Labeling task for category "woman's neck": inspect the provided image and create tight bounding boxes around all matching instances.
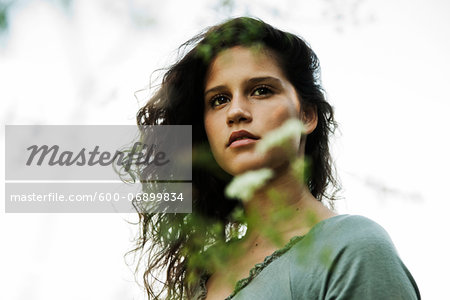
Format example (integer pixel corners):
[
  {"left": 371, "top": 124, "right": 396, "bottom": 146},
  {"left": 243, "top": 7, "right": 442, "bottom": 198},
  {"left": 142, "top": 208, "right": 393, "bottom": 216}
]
[{"left": 240, "top": 166, "right": 336, "bottom": 250}]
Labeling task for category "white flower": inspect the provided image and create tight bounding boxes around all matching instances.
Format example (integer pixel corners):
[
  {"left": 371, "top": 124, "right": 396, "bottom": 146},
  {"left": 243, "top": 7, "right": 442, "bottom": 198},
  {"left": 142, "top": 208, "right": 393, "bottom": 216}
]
[
  {"left": 256, "top": 118, "right": 305, "bottom": 155},
  {"left": 225, "top": 168, "right": 274, "bottom": 202}
]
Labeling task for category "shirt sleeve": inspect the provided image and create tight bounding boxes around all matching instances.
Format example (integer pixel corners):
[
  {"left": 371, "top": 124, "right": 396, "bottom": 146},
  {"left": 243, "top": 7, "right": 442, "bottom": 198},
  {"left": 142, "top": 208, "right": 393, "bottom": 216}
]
[{"left": 323, "top": 217, "right": 421, "bottom": 300}]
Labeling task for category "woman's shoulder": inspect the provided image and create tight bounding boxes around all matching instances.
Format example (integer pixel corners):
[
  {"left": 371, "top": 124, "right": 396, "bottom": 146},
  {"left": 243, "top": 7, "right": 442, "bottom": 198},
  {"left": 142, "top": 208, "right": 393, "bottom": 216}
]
[
  {"left": 315, "top": 213, "right": 389, "bottom": 231},
  {"left": 289, "top": 214, "right": 400, "bottom": 269},
  {"left": 308, "top": 214, "right": 395, "bottom": 247},
  {"left": 289, "top": 214, "right": 421, "bottom": 299}
]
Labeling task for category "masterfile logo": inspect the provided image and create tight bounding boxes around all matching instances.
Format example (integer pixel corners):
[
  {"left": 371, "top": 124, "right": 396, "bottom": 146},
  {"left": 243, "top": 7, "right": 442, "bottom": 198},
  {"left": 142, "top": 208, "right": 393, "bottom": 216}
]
[
  {"left": 4, "top": 125, "right": 192, "bottom": 213},
  {"left": 5, "top": 125, "right": 191, "bottom": 180}
]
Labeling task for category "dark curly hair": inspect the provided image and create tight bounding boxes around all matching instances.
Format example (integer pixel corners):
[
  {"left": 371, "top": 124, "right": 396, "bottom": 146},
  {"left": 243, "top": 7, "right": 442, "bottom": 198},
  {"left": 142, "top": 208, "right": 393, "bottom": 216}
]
[{"left": 132, "top": 17, "right": 339, "bottom": 299}]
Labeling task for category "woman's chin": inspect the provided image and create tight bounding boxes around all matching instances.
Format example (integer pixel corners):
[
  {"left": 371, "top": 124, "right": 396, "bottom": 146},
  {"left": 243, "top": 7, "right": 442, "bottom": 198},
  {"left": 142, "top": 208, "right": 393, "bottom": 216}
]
[{"left": 226, "top": 158, "right": 290, "bottom": 176}]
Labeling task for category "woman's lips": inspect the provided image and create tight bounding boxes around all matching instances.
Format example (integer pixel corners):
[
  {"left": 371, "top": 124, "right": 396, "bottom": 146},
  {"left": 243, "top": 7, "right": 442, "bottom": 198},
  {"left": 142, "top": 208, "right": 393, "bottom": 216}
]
[
  {"left": 228, "top": 138, "right": 258, "bottom": 148},
  {"left": 227, "top": 130, "right": 260, "bottom": 147}
]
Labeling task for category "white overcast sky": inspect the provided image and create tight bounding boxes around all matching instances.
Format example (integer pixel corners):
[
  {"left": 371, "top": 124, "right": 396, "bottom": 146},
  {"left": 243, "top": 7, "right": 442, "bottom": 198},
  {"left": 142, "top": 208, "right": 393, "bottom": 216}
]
[{"left": 1, "top": 0, "right": 450, "bottom": 299}]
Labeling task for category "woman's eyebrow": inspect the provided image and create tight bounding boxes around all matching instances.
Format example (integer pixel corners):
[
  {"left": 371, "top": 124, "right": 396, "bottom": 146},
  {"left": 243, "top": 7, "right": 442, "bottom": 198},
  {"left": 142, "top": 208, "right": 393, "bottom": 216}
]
[
  {"left": 247, "top": 76, "right": 282, "bottom": 85},
  {"left": 204, "top": 85, "right": 227, "bottom": 97}
]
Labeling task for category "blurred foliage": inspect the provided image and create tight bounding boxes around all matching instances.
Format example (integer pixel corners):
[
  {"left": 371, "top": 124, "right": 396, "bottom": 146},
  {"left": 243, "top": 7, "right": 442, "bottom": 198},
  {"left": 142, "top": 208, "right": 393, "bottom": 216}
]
[
  {"left": 0, "top": 1, "right": 12, "bottom": 32},
  {"left": 225, "top": 168, "right": 274, "bottom": 202},
  {"left": 0, "top": 0, "right": 73, "bottom": 34},
  {"left": 0, "top": 0, "right": 374, "bottom": 36},
  {"left": 183, "top": 118, "right": 311, "bottom": 288}
]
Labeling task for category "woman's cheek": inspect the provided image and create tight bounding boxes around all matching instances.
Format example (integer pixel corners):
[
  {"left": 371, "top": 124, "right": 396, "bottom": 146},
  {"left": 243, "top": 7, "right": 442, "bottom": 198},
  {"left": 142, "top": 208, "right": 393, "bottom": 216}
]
[{"left": 273, "top": 102, "right": 298, "bottom": 119}]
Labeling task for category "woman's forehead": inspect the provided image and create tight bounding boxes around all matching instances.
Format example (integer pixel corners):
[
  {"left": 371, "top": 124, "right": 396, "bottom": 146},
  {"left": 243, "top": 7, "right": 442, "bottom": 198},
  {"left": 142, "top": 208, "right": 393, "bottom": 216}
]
[{"left": 205, "top": 46, "right": 285, "bottom": 86}]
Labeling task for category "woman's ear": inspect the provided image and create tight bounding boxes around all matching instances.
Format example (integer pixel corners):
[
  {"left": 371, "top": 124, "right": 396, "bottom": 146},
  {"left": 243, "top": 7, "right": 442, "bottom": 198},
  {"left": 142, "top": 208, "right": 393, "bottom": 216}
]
[{"left": 301, "top": 104, "right": 318, "bottom": 135}]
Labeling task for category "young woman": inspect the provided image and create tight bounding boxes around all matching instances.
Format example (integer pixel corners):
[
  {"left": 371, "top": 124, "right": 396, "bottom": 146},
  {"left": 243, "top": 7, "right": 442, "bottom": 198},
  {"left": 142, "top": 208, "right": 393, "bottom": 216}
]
[{"left": 133, "top": 17, "right": 420, "bottom": 299}]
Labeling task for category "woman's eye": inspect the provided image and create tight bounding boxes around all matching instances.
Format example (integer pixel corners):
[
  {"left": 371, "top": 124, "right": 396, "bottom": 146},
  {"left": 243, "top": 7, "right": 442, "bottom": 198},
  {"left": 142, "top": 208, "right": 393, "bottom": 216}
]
[
  {"left": 252, "top": 86, "right": 273, "bottom": 97},
  {"left": 210, "top": 95, "right": 229, "bottom": 107}
]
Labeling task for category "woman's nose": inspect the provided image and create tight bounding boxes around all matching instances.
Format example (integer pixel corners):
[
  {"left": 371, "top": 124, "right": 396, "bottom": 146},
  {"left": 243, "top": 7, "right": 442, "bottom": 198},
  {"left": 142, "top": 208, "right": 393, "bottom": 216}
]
[{"left": 226, "top": 95, "right": 252, "bottom": 125}]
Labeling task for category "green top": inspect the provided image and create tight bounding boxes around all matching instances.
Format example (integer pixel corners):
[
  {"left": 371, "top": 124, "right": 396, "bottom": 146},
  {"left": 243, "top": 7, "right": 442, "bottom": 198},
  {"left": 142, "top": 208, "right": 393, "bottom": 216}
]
[{"left": 193, "top": 214, "right": 420, "bottom": 299}]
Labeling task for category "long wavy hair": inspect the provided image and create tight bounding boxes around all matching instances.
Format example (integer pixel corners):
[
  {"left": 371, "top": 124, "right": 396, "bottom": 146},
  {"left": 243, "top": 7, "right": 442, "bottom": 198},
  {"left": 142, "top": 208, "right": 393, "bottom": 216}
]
[{"left": 131, "top": 17, "right": 339, "bottom": 299}]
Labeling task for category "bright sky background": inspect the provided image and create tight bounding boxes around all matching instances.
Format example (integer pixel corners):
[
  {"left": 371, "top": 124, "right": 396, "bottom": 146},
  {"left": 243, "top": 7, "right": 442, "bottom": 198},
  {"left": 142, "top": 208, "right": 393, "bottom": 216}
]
[{"left": 1, "top": 0, "right": 449, "bottom": 299}]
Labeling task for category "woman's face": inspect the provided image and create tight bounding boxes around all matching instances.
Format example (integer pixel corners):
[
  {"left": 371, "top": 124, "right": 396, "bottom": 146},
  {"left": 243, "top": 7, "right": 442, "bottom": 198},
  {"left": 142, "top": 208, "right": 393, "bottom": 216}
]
[{"left": 203, "top": 46, "right": 305, "bottom": 176}]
